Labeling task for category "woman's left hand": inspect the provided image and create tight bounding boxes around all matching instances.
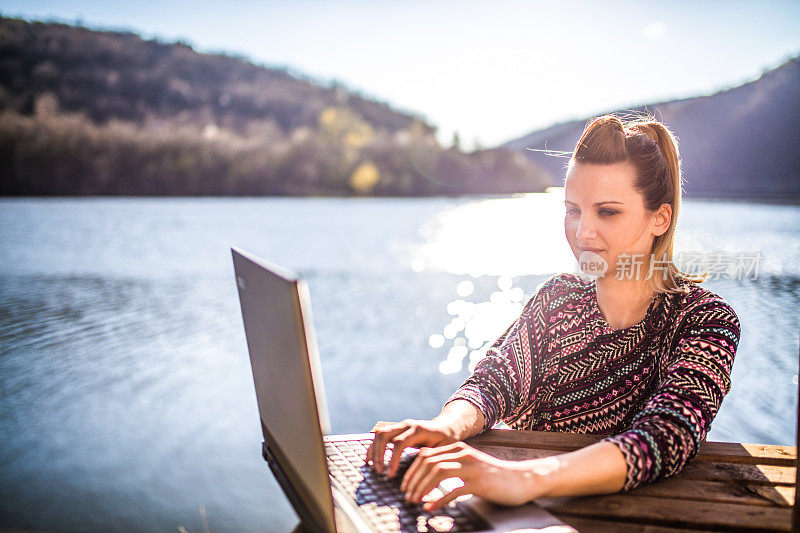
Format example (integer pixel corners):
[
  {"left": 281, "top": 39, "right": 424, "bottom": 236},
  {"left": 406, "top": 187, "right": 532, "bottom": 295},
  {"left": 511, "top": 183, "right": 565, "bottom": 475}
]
[{"left": 399, "top": 441, "right": 548, "bottom": 511}]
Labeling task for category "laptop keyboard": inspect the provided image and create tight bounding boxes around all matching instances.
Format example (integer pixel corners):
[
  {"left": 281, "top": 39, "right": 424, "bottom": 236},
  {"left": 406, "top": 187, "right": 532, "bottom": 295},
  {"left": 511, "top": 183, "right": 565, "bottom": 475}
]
[{"left": 324, "top": 438, "right": 490, "bottom": 532}]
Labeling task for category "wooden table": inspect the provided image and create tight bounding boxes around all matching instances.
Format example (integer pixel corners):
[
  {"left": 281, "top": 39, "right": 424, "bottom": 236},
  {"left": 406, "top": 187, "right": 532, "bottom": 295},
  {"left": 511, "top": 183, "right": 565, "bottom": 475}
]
[{"left": 465, "top": 429, "right": 797, "bottom": 532}]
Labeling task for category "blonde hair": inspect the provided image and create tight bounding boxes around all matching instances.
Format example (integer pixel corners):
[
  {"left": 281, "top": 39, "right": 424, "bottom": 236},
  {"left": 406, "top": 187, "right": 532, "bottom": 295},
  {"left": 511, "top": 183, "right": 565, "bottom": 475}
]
[{"left": 570, "top": 114, "right": 705, "bottom": 294}]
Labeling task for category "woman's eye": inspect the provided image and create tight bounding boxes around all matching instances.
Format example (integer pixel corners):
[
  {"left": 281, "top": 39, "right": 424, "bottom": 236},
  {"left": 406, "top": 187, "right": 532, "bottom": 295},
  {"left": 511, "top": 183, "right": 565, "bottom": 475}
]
[
  {"left": 599, "top": 209, "right": 619, "bottom": 217},
  {"left": 566, "top": 208, "right": 579, "bottom": 216}
]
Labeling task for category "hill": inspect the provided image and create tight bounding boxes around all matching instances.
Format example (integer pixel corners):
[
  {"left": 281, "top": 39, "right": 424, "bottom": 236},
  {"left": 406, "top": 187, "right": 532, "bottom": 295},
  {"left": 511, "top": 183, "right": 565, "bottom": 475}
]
[
  {"left": 0, "top": 17, "right": 549, "bottom": 196},
  {"left": 504, "top": 56, "right": 800, "bottom": 201}
]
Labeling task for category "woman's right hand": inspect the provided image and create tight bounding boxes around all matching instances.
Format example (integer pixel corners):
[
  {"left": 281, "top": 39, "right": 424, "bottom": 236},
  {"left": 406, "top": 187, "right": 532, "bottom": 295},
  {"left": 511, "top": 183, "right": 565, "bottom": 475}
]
[{"left": 367, "top": 418, "right": 457, "bottom": 478}]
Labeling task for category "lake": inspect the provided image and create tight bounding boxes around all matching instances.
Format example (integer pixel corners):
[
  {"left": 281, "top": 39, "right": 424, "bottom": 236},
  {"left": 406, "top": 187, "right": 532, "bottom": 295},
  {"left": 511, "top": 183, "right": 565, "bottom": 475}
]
[{"left": 0, "top": 195, "right": 798, "bottom": 532}]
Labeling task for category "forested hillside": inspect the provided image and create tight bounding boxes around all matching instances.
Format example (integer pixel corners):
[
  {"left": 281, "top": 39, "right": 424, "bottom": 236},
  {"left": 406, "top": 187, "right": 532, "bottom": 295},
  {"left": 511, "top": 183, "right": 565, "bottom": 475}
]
[{"left": 0, "top": 17, "right": 549, "bottom": 196}]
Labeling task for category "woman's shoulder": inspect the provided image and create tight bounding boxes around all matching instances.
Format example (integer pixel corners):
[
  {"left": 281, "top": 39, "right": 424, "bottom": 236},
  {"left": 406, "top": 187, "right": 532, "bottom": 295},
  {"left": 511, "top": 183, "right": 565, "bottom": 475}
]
[
  {"left": 531, "top": 272, "right": 593, "bottom": 309},
  {"left": 537, "top": 272, "right": 592, "bottom": 294},
  {"left": 668, "top": 277, "right": 740, "bottom": 333}
]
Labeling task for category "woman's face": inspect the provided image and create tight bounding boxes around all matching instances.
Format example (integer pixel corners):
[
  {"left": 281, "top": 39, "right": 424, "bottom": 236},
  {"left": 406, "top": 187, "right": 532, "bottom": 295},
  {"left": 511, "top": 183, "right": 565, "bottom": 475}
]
[{"left": 564, "top": 161, "right": 670, "bottom": 280}]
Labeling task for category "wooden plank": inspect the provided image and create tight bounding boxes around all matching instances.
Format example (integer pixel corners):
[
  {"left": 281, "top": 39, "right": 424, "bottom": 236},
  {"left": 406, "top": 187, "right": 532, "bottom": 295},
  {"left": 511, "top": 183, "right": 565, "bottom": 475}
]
[
  {"left": 538, "top": 494, "right": 793, "bottom": 532},
  {"left": 554, "top": 516, "right": 703, "bottom": 533},
  {"left": 624, "top": 477, "right": 794, "bottom": 508},
  {"left": 794, "top": 354, "right": 800, "bottom": 533},
  {"left": 467, "top": 429, "right": 599, "bottom": 450},
  {"left": 678, "top": 460, "right": 795, "bottom": 486},
  {"left": 695, "top": 442, "right": 796, "bottom": 466},
  {"left": 793, "top": 353, "right": 799, "bottom": 533},
  {"left": 746, "top": 484, "right": 796, "bottom": 508},
  {"left": 468, "top": 430, "right": 797, "bottom": 466}
]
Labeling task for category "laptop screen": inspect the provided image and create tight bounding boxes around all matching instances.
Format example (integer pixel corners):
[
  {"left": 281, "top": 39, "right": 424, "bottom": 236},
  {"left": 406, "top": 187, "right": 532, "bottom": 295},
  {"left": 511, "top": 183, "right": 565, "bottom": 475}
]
[{"left": 232, "top": 248, "right": 334, "bottom": 531}]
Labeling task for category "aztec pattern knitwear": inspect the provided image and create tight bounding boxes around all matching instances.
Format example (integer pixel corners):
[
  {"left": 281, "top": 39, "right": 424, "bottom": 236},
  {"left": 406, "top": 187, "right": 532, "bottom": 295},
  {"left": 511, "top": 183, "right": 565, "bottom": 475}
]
[{"left": 446, "top": 273, "right": 740, "bottom": 490}]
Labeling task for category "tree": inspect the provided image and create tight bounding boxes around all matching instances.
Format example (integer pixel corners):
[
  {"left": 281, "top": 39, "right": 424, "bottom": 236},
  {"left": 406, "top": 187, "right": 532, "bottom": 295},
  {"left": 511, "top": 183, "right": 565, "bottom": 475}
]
[{"left": 451, "top": 131, "right": 461, "bottom": 151}]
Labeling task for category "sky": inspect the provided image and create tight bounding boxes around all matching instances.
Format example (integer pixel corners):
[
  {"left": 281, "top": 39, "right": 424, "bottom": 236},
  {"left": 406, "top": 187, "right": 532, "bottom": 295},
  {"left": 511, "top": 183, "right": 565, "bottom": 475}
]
[{"left": 2, "top": 0, "right": 799, "bottom": 149}]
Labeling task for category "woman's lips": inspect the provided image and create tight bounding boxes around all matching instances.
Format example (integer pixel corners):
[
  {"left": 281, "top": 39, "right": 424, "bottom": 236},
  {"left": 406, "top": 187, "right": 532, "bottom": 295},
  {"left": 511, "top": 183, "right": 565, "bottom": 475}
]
[{"left": 578, "top": 246, "right": 604, "bottom": 253}]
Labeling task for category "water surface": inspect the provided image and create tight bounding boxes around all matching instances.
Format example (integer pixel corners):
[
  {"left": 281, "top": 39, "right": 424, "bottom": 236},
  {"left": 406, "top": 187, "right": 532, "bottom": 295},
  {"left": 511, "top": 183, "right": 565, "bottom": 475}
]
[{"left": 1, "top": 196, "right": 798, "bottom": 532}]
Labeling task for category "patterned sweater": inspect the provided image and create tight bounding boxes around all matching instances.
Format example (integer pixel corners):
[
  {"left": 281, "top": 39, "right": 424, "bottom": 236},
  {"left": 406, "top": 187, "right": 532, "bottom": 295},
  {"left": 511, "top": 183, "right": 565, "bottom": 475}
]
[{"left": 447, "top": 273, "right": 740, "bottom": 490}]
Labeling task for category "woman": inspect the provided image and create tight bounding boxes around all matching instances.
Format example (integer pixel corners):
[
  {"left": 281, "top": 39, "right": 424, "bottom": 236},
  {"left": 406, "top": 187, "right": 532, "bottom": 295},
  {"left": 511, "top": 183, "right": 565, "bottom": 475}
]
[{"left": 366, "top": 114, "right": 741, "bottom": 511}]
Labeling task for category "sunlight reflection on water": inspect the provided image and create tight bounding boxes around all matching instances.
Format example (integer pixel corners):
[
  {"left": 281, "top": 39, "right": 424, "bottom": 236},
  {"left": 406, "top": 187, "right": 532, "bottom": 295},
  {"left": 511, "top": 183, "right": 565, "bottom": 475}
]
[
  {"left": 411, "top": 190, "right": 575, "bottom": 278},
  {"left": 435, "top": 277, "right": 528, "bottom": 375},
  {"left": 409, "top": 191, "right": 569, "bottom": 375}
]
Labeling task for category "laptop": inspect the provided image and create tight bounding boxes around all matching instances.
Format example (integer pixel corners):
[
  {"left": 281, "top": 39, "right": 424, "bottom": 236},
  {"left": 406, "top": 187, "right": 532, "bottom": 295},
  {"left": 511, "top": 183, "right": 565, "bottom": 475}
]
[{"left": 231, "top": 247, "right": 574, "bottom": 532}]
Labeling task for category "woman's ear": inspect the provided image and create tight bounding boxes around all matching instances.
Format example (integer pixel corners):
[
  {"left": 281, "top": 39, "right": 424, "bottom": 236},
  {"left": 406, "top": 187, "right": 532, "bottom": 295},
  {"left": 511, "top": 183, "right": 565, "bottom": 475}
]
[{"left": 652, "top": 203, "right": 672, "bottom": 237}]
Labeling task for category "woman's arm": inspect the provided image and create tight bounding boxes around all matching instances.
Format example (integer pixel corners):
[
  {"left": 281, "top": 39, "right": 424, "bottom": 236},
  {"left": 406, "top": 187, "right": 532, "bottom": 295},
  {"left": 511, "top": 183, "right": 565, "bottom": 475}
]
[
  {"left": 401, "top": 439, "right": 628, "bottom": 510},
  {"left": 602, "top": 297, "right": 740, "bottom": 490},
  {"left": 537, "top": 441, "right": 628, "bottom": 497},
  {"left": 437, "top": 398, "right": 486, "bottom": 441}
]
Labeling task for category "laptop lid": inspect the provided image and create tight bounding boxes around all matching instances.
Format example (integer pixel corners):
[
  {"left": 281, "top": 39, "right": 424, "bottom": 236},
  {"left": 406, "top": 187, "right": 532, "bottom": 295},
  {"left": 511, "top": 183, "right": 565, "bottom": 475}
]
[{"left": 231, "top": 247, "right": 335, "bottom": 532}]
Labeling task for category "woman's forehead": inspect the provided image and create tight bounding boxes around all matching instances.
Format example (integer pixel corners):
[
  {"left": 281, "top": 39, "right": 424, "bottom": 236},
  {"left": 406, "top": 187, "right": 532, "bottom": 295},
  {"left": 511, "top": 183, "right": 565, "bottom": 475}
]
[{"left": 565, "top": 161, "right": 640, "bottom": 202}]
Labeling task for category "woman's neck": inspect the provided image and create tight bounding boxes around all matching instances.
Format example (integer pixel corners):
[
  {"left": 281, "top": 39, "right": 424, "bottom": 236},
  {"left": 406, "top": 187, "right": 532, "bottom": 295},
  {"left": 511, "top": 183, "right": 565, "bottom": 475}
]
[{"left": 594, "top": 275, "right": 657, "bottom": 330}]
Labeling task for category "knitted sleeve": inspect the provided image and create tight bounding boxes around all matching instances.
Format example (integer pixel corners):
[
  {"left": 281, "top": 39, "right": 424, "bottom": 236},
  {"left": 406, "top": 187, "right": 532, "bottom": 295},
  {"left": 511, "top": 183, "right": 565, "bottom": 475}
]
[
  {"left": 444, "top": 274, "right": 560, "bottom": 431},
  {"left": 602, "top": 296, "right": 740, "bottom": 490}
]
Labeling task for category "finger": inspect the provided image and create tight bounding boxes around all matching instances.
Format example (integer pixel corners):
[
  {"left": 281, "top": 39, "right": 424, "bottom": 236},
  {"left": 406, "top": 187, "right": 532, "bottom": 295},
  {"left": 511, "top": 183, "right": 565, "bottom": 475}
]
[
  {"left": 370, "top": 420, "right": 396, "bottom": 432},
  {"left": 368, "top": 426, "right": 403, "bottom": 472},
  {"left": 408, "top": 462, "right": 460, "bottom": 503},
  {"left": 386, "top": 430, "right": 432, "bottom": 478},
  {"left": 418, "top": 441, "right": 465, "bottom": 454},
  {"left": 386, "top": 428, "right": 414, "bottom": 477},
  {"left": 404, "top": 452, "right": 465, "bottom": 497},
  {"left": 424, "top": 485, "right": 471, "bottom": 512},
  {"left": 368, "top": 423, "right": 402, "bottom": 461},
  {"left": 401, "top": 449, "right": 464, "bottom": 492},
  {"left": 366, "top": 431, "right": 384, "bottom": 464},
  {"left": 368, "top": 425, "right": 407, "bottom": 473},
  {"left": 400, "top": 447, "right": 431, "bottom": 492}
]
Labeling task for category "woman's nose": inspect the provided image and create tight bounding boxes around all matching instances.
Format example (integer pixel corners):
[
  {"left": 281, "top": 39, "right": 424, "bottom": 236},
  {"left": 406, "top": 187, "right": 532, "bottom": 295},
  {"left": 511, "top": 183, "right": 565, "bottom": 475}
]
[{"left": 575, "top": 215, "right": 597, "bottom": 241}]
